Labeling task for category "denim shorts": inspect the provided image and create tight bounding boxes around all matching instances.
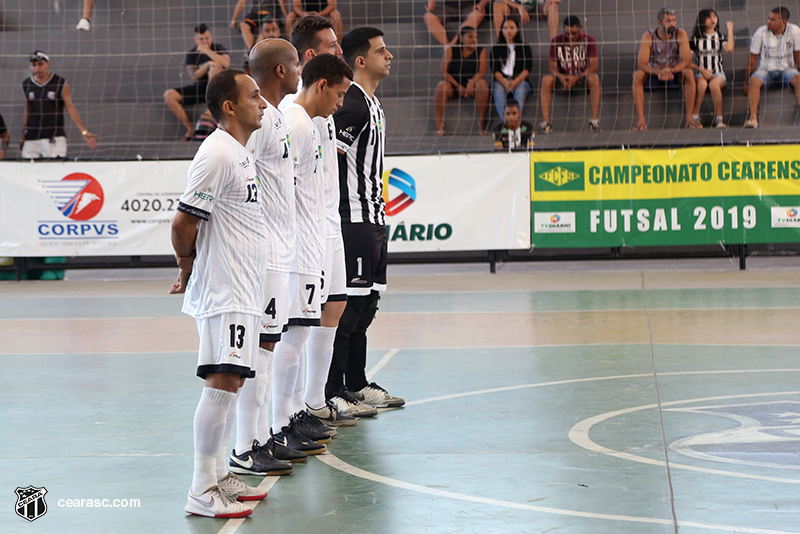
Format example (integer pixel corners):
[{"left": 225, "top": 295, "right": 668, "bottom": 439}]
[{"left": 751, "top": 68, "right": 800, "bottom": 87}]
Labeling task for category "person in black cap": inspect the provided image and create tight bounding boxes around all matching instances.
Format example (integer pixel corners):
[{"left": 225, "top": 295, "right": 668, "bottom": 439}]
[{"left": 21, "top": 50, "right": 98, "bottom": 159}]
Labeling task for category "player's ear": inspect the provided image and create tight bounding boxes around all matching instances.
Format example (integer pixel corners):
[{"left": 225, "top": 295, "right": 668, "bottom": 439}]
[
  {"left": 317, "top": 79, "right": 329, "bottom": 93},
  {"left": 275, "top": 64, "right": 285, "bottom": 79},
  {"left": 222, "top": 99, "right": 236, "bottom": 117},
  {"left": 306, "top": 49, "right": 316, "bottom": 63},
  {"left": 355, "top": 55, "right": 366, "bottom": 69}
]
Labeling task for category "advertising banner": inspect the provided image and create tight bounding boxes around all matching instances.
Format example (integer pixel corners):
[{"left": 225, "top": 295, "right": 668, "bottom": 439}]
[
  {"left": 531, "top": 145, "right": 800, "bottom": 248},
  {"left": 384, "top": 153, "right": 530, "bottom": 252},
  {"left": 0, "top": 153, "right": 531, "bottom": 257}
]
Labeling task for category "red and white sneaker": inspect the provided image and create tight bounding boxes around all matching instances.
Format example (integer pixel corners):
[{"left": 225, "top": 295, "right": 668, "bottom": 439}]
[
  {"left": 218, "top": 473, "right": 268, "bottom": 501},
  {"left": 185, "top": 486, "right": 253, "bottom": 518}
]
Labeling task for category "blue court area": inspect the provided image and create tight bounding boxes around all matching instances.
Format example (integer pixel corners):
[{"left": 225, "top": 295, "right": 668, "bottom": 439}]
[{"left": 2, "top": 259, "right": 800, "bottom": 534}]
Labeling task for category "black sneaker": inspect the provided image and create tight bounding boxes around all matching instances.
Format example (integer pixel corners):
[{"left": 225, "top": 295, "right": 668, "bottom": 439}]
[
  {"left": 291, "top": 411, "right": 334, "bottom": 442},
  {"left": 229, "top": 440, "right": 293, "bottom": 476},
  {"left": 265, "top": 434, "right": 308, "bottom": 463},
  {"left": 272, "top": 426, "right": 327, "bottom": 456}
]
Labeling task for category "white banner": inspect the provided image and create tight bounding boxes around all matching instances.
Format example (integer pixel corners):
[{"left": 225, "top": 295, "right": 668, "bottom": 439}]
[
  {"left": 0, "top": 153, "right": 530, "bottom": 256},
  {"left": 383, "top": 153, "right": 530, "bottom": 252}
]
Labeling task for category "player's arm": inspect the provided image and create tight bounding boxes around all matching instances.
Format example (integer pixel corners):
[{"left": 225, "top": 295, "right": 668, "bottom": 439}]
[
  {"left": 795, "top": 49, "right": 800, "bottom": 70},
  {"left": 636, "top": 31, "right": 655, "bottom": 74},
  {"left": 169, "top": 210, "right": 200, "bottom": 294},
  {"left": 20, "top": 98, "right": 29, "bottom": 149},
  {"left": 585, "top": 56, "right": 599, "bottom": 77},
  {"left": 723, "top": 21, "right": 734, "bottom": 53},
  {"left": 441, "top": 47, "right": 460, "bottom": 89},
  {"left": 675, "top": 29, "right": 692, "bottom": 72},
  {"left": 62, "top": 83, "right": 98, "bottom": 149},
  {"left": 319, "top": 0, "right": 336, "bottom": 17},
  {"left": 743, "top": 53, "right": 759, "bottom": 95},
  {"left": 333, "top": 94, "right": 369, "bottom": 155},
  {"left": 292, "top": 0, "right": 307, "bottom": 16}
]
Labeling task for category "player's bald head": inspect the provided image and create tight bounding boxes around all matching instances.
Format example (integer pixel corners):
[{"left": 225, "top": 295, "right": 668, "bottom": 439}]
[{"left": 249, "top": 38, "right": 298, "bottom": 84}]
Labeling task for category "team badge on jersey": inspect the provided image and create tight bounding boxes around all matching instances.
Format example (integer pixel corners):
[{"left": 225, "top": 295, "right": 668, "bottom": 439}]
[{"left": 15, "top": 486, "right": 48, "bottom": 522}]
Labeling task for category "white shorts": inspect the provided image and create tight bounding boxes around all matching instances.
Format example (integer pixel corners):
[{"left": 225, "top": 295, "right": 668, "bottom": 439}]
[
  {"left": 321, "top": 233, "right": 347, "bottom": 305},
  {"left": 195, "top": 312, "right": 260, "bottom": 379},
  {"left": 21, "top": 137, "right": 67, "bottom": 159},
  {"left": 286, "top": 272, "right": 322, "bottom": 327},
  {"left": 260, "top": 270, "right": 291, "bottom": 343}
]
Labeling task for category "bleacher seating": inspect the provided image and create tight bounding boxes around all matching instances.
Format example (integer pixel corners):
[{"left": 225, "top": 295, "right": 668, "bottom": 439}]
[{"left": 0, "top": 0, "right": 799, "bottom": 160}]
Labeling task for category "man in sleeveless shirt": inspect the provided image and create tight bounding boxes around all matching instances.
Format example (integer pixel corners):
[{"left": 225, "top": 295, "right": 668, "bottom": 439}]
[
  {"left": 631, "top": 8, "right": 698, "bottom": 131},
  {"left": 21, "top": 51, "right": 98, "bottom": 159}
]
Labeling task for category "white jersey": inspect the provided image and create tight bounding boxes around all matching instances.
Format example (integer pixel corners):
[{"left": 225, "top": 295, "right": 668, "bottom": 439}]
[
  {"left": 751, "top": 23, "right": 800, "bottom": 71},
  {"left": 178, "top": 129, "right": 268, "bottom": 319},
  {"left": 246, "top": 102, "right": 295, "bottom": 272},
  {"left": 314, "top": 115, "right": 342, "bottom": 239},
  {"left": 284, "top": 102, "right": 325, "bottom": 276}
]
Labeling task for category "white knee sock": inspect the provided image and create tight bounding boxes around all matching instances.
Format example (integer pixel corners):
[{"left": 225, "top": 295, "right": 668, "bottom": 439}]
[
  {"left": 291, "top": 350, "right": 306, "bottom": 413},
  {"left": 257, "top": 349, "right": 275, "bottom": 443},
  {"left": 271, "top": 326, "right": 310, "bottom": 433},
  {"left": 305, "top": 326, "right": 337, "bottom": 409},
  {"left": 216, "top": 393, "right": 238, "bottom": 481},
  {"left": 235, "top": 348, "right": 272, "bottom": 452},
  {"left": 191, "top": 387, "right": 236, "bottom": 495}
]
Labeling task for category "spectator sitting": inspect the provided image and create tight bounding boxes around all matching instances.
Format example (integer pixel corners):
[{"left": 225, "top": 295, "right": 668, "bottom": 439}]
[
  {"left": 0, "top": 112, "right": 9, "bottom": 159},
  {"left": 689, "top": 9, "right": 734, "bottom": 129},
  {"left": 539, "top": 15, "right": 602, "bottom": 134},
  {"left": 424, "top": 0, "right": 490, "bottom": 47},
  {"left": 163, "top": 24, "right": 231, "bottom": 141},
  {"left": 491, "top": 16, "right": 533, "bottom": 118},
  {"left": 434, "top": 26, "right": 490, "bottom": 136},
  {"left": 631, "top": 7, "right": 698, "bottom": 131},
  {"left": 243, "top": 16, "right": 282, "bottom": 74},
  {"left": 21, "top": 50, "right": 98, "bottom": 159},
  {"left": 743, "top": 6, "right": 800, "bottom": 129},
  {"left": 286, "top": 0, "right": 343, "bottom": 40},
  {"left": 493, "top": 97, "right": 533, "bottom": 149},
  {"left": 231, "top": 0, "right": 289, "bottom": 45},
  {"left": 493, "top": 0, "right": 560, "bottom": 42}
]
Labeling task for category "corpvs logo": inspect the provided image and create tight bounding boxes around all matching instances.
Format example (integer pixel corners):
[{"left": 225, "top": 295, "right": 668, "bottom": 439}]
[
  {"left": 382, "top": 167, "right": 452, "bottom": 243},
  {"left": 38, "top": 173, "right": 118, "bottom": 240}
]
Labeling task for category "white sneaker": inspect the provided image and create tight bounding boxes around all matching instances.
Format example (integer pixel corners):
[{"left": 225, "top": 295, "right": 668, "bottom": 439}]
[
  {"left": 329, "top": 390, "right": 378, "bottom": 417},
  {"left": 307, "top": 402, "right": 357, "bottom": 427},
  {"left": 76, "top": 18, "right": 91, "bottom": 31},
  {"left": 713, "top": 117, "right": 727, "bottom": 129},
  {"left": 185, "top": 486, "right": 253, "bottom": 518},
  {"left": 357, "top": 382, "right": 405, "bottom": 408},
  {"left": 218, "top": 473, "right": 268, "bottom": 502}
]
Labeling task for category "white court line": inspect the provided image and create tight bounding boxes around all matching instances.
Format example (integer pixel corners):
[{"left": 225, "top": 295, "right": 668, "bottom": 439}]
[
  {"left": 569, "top": 390, "right": 800, "bottom": 485},
  {"left": 317, "top": 453, "right": 799, "bottom": 534},
  {"left": 217, "top": 476, "right": 280, "bottom": 534},
  {"left": 366, "top": 349, "right": 399, "bottom": 381}
]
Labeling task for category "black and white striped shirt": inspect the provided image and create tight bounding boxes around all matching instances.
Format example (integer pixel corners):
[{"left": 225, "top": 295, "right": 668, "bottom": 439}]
[
  {"left": 334, "top": 82, "right": 386, "bottom": 225},
  {"left": 690, "top": 31, "right": 727, "bottom": 74}
]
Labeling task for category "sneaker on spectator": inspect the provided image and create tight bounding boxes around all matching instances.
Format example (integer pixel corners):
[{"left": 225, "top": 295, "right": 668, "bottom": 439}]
[
  {"left": 357, "top": 382, "right": 405, "bottom": 408},
  {"left": 271, "top": 427, "right": 327, "bottom": 455},
  {"left": 307, "top": 401, "right": 357, "bottom": 427},
  {"left": 289, "top": 411, "right": 333, "bottom": 443},
  {"left": 539, "top": 121, "right": 553, "bottom": 134},
  {"left": 588, "top": 120, "right": 602, "bottom": 133},
  {"left": 329, "top": 389, "right": 378, "bottom": 417},
  {"left": 229, "top": 440, "right": 293, "bottom": 476},
  {"left": 264, "top": 435, "right": 308, "bottom": 463},
  {"left": 185, "top": 486, "right": 252, "bottom": 518},
  {"left": 76, "top": 18, "right": 91, "bottom": 31},
  {"left": 217, "top": 473, "right": 268, "bottom": 501},
  {"left": 713, "top": 116, "right": 727, "bottom": 129}
]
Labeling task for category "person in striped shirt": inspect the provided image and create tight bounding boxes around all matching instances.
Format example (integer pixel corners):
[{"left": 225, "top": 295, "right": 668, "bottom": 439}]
[{"left": 689, "top": 9, "right": 734, "bottom": 128}]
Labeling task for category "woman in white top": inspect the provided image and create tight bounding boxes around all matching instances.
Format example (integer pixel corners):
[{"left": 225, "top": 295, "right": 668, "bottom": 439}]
[{"left": 689, "top": 9, "right": 734, "bottom": 128}]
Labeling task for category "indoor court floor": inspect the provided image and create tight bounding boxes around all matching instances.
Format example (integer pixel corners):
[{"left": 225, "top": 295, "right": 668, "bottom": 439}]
[{"left": 2, "top": 258, "right": 800, "bottom": 534}]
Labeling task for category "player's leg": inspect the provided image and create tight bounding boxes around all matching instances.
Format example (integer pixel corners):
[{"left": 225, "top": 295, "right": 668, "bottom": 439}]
[
  {"left": 693, "top": 74, "right": 708, "bottom": 124},
  {"left": 708, "top": 74, "right": 726, "bottom": 127},
  {"left": 434, "top": 80, "right": 454, "bottom": 135},
  {"left": 631, "top": 70, "right": 648, "bottom": 130},
  {"left": 540, "top": 74, "right": 556, "bottom": 123},
  {"left": 424, "top": 8, "right": 449, "bottom": 46},
  {"left": 476, "top": 78, "right": 490, "bottom": 134}
]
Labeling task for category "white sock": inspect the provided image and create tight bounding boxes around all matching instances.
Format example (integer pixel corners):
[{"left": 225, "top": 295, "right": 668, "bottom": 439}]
[
  {"left": 191, "top": 387, "right": 236, "bottom": 495},
  {"left": 235, "top": 348, "right": 271, "bottom": 452},
  {"left": 257, "top": 348, "right": 275, "bottom": 443},
  {"left": 216, "top": 393, "right": 238, "bottom": 481},
  {"left": 271, "top": 326, "right": 309, "bottom": 433},
  {"left": 291, "top": 349, "right": 306, "bottom": 413},
  {"left": 305, "top": 326, "right": 337, "bottom": 409}
]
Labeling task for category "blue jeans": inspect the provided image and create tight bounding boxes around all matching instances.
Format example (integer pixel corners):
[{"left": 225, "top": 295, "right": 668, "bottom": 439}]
[{"left": 492, "top": 80, "right": 532, "bottom": 118}]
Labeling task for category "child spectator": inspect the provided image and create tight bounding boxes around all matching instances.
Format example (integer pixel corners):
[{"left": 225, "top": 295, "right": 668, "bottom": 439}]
[
  {"left": 690, "top": 9, "right": 734, "bottom": 128},
  {"left": 491, "top": 16, "right": 533, "bottom": 118}
]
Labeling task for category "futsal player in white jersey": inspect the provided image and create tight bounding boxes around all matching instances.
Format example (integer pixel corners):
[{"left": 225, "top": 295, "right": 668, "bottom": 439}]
[
  {"left": 280, "top": 15, "right": 364, "bottom": 427},
  {"left": 170, "top": 68, "right": 270, "bottom": 518},
  {"left": 270, "top": 53, "right": 354, "bottom": 451},
  {"left": 229, "top": 38, "right": 310, "bottom": 469}
]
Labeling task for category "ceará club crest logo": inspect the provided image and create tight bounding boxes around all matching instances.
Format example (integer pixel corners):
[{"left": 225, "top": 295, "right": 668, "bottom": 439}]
[
  {"left": 381, "top": 168, "right": 416, "bottom": 216},
  {"left": 40, "top": 173, "right": 105, "bottom": 220}
]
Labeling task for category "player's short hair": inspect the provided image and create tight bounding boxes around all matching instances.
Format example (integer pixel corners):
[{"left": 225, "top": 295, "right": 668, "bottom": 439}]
[
  {"left": 771, "top": 6, "right": 790, "bottom": 21},
  {"left": 460, "top": 25, "right": 477, "bottom": 36},
  {"left": 657, "top": 7, "right": 675, "bottom": 22},
  {"left": 206, "top": 68, "right": 246, "bottom": 122},
  {"left": 194, "top": 23, "right": 209, "bottom": 34},
  {"left": 341, "top": 27, "right": 384, "bottom": 69},
  {"left": 504, "top": 96, "right": 521, "bottom": 111},
  {"left": 302, "top": 53, "right": 354, "bottom": 88},
  {"left": 291, "top": 15, "right": 334, "bottom": 62},
  {"left": 564, "top": 15, "right": 582, "bottom": 28}
]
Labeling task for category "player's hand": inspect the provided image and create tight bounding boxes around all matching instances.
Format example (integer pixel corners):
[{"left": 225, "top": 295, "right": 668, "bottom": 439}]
[
  {"left": 19, "top": 139, "right": 25, "bottom": 150},
  {"left": 563, "top": 75, "right": 579, "bottom": 89},
  {"left": 230, "top": 19, "right": 238, "bottom": 29},
  {"left": 169, "top": 269, "right": 191, "bottom": 294},
  {"left": 175, "top": 251, "right": 196, "bottom": 272},
  {"left": 83, "top": 131, "right": 98, "bottom": 149},
  {"left": 197, "top": 43, "right": 212, "bottom": 55},
  {"left": 518, "top": 7, "right": 530, "bottom": 24},
  {"left": 726, "top": 20, "right": 733, "bottom": 31},
  {"left": 701, "top": 67, "right": 712, "bottom": 81},
  {"left": 743, "top": 81, "right": 749, "bottom": 96}
]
